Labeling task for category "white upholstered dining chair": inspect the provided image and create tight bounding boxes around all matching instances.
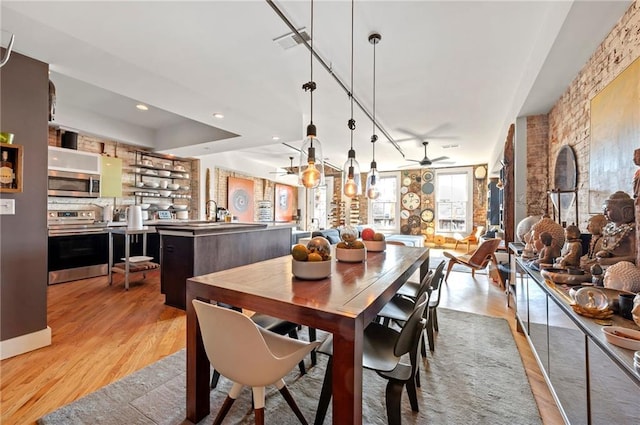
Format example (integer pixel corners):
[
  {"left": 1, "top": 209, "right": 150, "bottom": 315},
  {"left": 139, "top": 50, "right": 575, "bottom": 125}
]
[{"left": 192, "top": 300, "right": 320, "bottom": 425}]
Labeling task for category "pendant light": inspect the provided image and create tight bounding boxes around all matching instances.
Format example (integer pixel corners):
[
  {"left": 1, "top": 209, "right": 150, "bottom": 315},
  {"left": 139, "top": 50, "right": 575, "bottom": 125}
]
[
  {"left": 366, "top": 33, "right": 381, "bottom": 200},
  {"left": 299, "top": 0, "right": 325, "bottom": 189},
  {"left": 342, "top": 0, "right": 361, "bottom": 198}
]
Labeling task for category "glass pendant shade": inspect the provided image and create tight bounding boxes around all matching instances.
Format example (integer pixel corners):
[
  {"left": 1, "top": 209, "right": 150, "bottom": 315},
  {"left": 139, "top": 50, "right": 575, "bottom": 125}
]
[
  {"left": 342, "top": 148, "right": 361, "bottom": 198},
  {"left": 366, "top": 161, "right": 380, "bottom": 199},
  {"left": 299, "top": 126, "right": 325, "bottom": 189}
]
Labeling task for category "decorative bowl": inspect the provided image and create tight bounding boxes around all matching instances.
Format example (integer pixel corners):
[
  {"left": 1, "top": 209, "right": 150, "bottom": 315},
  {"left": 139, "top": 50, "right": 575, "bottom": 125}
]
[
  {"left": 173, "top": 204, "right": 188, "bottom": 210},
  {"left": 602, "top": 327, "right": 640, "bottom": 351},
  {"left": 156, "top": 203, "right": 172, "bottom": 210},
  {"left": 363, "top": 240, "right": 386, "bottom": 252},
  {"left": 158, "top": 170, "right": 171, "bottom": 177},
  {"left": 139, "top": 203, "right": 151, "bottom": 210},
  {"left": 168, "top": 183, "right": 180, "bottom": 190},
  {"left": 144, "top": 181, "right": 160, "bottom": 188},
  {"left": 336, "top": 247, "right": 366, "bottom": 263},
  {"left": 292, "top": 259, "right": 331, "bottom": 280},
  {"left": 158, "top": 190, "right": 172, "bottom": 198},
  {"left": 181, "top": 185, "right": 190, "bottom": 191}
]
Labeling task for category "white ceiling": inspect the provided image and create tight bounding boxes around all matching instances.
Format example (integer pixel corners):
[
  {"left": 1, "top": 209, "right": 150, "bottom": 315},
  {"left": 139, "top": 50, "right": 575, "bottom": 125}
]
[{"left": 1, "top": 1, "right": 632, "bottom": 180}]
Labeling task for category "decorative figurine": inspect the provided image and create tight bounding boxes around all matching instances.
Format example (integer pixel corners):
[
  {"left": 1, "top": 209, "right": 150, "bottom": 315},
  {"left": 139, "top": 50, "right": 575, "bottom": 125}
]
[
  {"left": 529, "top": 215, "right": 565, "bottom": 256},
  {"left": 533, "top": 232, "right": 561, "bottom": 267},
  {"left": 554, "top": 225, "right": 582, "bottom": 268},
  {"left": 590, "top": 263, "right": 604, "bottom": 286},
  {"left": 596, "top": 191, "right": 636, "bottom": 265},
  {"left": 603, "top": 261, "right": 640, "bottom": 293},
  {"left": 580, "top": 214, "right": 608, "bottom": 267}
]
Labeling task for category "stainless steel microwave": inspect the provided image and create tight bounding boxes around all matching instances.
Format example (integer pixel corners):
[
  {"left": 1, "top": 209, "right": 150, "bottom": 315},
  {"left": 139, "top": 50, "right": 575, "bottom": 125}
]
[{"left": 48, "top": 169, "right": 101, "bottom": 198}]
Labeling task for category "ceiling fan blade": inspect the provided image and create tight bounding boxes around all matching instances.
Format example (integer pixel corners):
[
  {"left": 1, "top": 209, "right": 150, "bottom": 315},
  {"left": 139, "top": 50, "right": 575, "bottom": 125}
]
[
  {"left": 405, "top": 158, "right": 422, "bottom": 163},
  {"left": 430, "top": 156, "right": 449, "bottom": 162}
]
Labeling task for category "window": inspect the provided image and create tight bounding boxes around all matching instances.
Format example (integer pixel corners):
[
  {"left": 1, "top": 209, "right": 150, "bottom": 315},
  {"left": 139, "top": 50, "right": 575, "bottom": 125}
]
[
  {"left": 368, "top": 172, "right": 399, "bottom": 231},
  {"left": 435, "top": 167, "right": 472, "bottom": 233}
]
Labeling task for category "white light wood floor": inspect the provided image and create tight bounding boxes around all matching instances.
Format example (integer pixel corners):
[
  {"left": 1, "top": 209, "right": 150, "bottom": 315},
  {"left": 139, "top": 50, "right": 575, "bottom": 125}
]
[{"left": 0, "top": 248, "right": 564, "bottom": 425}]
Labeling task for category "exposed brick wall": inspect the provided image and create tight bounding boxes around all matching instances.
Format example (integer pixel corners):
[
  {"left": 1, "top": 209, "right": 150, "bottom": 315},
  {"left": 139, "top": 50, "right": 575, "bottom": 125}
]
[
  {"left": 547, "top": 2, "right": 640, "bottom": 231},
  {"left": 47, "top": 128, "right": 200, "bottom": 219},
  {"left": 215, "top": 167, "right": 298, "bottom": 222},
  {"left": 526, "top": 115, "right": 549, "bottom": 217}
]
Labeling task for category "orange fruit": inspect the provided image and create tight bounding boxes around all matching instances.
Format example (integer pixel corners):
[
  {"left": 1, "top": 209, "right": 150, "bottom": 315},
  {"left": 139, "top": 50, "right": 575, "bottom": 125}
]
[
  {"left": 373, "top": 232, "right": 385, "bottom": 241},
  {"left": 291, "top": 244, "right": 309, "bottom": 261},
  {"left": 307, "top": 252, "right": 323, "bottom": 262},
  {"left": 336, "top": 241, "right": 348, "bottom": 249}
]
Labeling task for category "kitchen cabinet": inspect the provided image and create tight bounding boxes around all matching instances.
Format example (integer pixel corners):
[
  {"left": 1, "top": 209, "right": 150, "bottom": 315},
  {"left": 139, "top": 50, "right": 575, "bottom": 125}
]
[
  {"left": 512, "top": 256, "right": 640, "bottom": 424},
  {"left": 131, "top": 151, "right": 193, "bottom": 218}
]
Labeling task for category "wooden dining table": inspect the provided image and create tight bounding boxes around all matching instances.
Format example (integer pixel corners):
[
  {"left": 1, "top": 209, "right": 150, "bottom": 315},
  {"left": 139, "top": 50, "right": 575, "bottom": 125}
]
[{"left": 185, "top": 244, "right": 429, "bottom": 424}]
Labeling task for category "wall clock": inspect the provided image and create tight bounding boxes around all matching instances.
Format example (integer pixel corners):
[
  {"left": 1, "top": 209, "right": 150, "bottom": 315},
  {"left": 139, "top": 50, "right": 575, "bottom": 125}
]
[
  {"left": 422, "top": 171, "right": 433, "bottom": 182},
  {"left": 420, "top": 208, "right": 434, "bottom": 223},
  {"left": 400, "top": 209, "right": 410, "bottom": 219},
  {"left": 402, "top": 176, "right": 412, "bottom": 186},
  {"left": 400, "top": 186, "right": 408, "bottom": 194},
  {"left": 401, "top": 192, "right": 420, "bottom": 210}
]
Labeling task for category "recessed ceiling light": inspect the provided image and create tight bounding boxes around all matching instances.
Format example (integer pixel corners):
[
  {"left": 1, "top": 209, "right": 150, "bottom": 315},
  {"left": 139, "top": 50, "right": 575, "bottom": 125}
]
[
  {"left": 272, "top": 136, "right": 280, "bottom": 141},
  {"left": 136, "top": 104, "right": 149, "bottom": 111},
  {"left": 213, "top": 113, "right": 224, "bottom": 119}
]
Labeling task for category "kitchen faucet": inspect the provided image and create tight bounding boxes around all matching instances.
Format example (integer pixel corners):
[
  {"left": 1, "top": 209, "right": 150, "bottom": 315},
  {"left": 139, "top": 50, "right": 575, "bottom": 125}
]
[{"left": 206, "top": 200, "right": 218, "bottom": 222}]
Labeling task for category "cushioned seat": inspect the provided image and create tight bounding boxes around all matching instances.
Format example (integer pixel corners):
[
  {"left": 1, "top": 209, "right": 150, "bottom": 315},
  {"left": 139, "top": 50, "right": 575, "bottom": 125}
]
[{"left": 311, "top": 229, "right": 341, "bottom": 244}]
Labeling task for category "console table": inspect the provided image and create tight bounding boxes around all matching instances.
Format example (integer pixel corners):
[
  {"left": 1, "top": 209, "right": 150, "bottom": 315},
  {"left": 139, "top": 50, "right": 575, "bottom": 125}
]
[{"left": 510, "top": 249, "right": 639, "bottom": 424}]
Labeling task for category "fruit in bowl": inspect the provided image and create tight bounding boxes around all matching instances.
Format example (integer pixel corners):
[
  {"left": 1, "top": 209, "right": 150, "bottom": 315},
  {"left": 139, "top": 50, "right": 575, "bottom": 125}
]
[
  {"left": 306, "top": 236, "right": 332, "bottom": 261},
  {"left": 291, "top": 239, "right": 331, "bottom": 280},
  {"left": 361, "top": 227, "right": 376, "bottom": 241}
]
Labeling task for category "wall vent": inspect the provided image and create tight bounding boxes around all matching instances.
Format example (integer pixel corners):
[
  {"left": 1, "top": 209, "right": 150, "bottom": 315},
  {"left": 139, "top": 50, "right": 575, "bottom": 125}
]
[{"left": 274, "top": 28, "right": 310, "bottom": 50}]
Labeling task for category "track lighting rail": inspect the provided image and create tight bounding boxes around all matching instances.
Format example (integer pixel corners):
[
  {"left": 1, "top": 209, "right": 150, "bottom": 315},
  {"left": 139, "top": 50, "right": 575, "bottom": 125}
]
[{"left": 265, "top": 0, "right": 406, "bottom": 160}]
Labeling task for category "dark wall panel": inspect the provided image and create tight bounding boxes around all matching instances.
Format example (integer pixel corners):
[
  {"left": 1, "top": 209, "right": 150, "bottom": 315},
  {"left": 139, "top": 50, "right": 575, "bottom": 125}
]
[{"left": 0, "top": 51, "right": 49, "bottom": 341}]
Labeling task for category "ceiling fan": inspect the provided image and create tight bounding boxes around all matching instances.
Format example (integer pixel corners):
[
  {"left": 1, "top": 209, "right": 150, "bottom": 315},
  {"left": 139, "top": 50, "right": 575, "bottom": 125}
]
[
  {"left": 270, "top": 156, "right": 297, "bottom": 176},
  {"left": 404, "top": 141, "right": 452, "bottom": 167}
]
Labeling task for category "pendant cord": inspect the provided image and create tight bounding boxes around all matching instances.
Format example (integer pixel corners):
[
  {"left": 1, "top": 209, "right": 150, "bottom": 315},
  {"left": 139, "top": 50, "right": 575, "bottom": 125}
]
[
  {"left": 310, "top": 0, "right": 314, "bottom": 126},
  {"left": 349, "top": 0, "right": 354, "bottom": 151},
  {"left": 371, "top": 34, "right": 377, "bottom": 163}
]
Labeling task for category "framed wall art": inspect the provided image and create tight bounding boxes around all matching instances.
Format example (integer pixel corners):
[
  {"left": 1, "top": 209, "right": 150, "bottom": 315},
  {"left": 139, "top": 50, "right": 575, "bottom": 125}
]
[
  {"left": 589, "top": 57, "right": 640, "bottom": 213},
  {"left": 274, "top": 183, "right": 294, "bottom": 222},
  {"left": 227, "top": 176, "right": 254, "bottom": 222}
]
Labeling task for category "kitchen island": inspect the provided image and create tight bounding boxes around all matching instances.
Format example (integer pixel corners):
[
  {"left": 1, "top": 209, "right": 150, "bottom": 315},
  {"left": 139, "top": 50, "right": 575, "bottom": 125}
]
[{"left": 156, "top": 222, "right": 294, "bottom": 309}]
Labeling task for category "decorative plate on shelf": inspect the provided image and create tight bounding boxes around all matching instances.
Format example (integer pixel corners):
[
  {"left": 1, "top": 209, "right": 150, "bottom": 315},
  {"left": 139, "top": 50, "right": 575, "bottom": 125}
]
[
  {"left": 422, "top": 171, "right": 433, "bottom": 182},
  {"left": 401, "top": 192, "right": 421, "bottom": 210},
  {"left": 422, "top": 182, "right": 434, "bottom": 194}
]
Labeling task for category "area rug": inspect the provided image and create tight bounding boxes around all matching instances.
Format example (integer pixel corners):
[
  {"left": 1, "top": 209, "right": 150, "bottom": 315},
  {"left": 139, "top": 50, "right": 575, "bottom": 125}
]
[{"left": 38, "top": 310, "right": 541, "bottom": 425}]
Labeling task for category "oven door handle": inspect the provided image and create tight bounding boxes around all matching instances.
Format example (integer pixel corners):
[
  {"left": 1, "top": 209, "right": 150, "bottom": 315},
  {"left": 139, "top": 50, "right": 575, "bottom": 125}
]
[{"left": 48, "top": 229, "right": 108, "bottom": 236}]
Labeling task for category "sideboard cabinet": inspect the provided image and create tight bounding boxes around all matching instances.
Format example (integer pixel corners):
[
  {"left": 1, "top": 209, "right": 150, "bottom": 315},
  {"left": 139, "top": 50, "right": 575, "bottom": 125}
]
[{"left": 510, "top": 248, "right": 639, "bottom": 424}]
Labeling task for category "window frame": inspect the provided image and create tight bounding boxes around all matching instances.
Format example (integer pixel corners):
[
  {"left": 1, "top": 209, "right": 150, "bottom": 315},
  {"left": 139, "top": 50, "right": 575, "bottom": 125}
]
[
  {"left": 367, "top": 171, "right": 400, "bottom": 233},
  {"left": 434, "top": 166, "right": 473, "bottom": 234}
]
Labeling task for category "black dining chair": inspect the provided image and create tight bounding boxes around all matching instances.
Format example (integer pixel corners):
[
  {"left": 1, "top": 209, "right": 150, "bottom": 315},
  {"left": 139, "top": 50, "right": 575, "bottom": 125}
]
[
  {"left": 378, "top": 260, "right": 446, "bottom": 355},
  {"left": 314, "top": 294, "right": 429, "bottom": 425}
]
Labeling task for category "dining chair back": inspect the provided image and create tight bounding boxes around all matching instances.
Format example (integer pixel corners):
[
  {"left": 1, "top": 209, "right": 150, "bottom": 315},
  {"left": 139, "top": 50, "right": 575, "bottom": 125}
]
[
  {"left": 314, "top": 294, "right": 429, "bottom": 425},
  {"left": 193, "top": 300, "right": 320, "bottom": 425}
]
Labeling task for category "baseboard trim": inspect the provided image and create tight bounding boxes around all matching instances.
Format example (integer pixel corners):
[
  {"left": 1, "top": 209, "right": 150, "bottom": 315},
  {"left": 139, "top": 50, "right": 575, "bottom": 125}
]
[{"left": 1, "top": 327, "right": 52, "bottom": 360}]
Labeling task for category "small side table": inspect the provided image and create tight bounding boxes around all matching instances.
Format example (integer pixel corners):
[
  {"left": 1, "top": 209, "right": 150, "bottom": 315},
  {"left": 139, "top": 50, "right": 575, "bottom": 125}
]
[{"left": 109, "top": 227, "right": 159, "bottom": 290}]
